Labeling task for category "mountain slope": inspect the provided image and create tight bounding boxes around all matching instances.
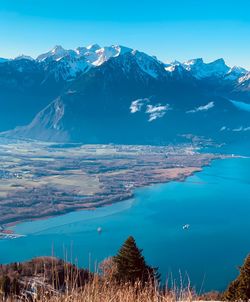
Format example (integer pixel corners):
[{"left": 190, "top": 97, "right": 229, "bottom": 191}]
[{"left": 1, "top": 44, "right": 250, "bottom": 144}]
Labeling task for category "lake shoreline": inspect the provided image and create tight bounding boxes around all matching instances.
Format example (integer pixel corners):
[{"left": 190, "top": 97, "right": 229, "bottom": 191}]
[
  {"left": 1, "top": 155, "right": 250, "bottom": 291},
  {"left": 2, "top": 167, "right": 205, "bottom": 232},
  {"left": 2, "top": 153, "right": 237, "bottom": 234}
]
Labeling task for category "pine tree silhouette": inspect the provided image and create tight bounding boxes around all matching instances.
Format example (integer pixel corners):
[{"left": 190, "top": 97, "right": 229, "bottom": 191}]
[
  {"left": 224, "top": 254, "right": 250, "bottom": 301},
  {"left": 114, "top": 236, "right": 159, "bottom": 284}
]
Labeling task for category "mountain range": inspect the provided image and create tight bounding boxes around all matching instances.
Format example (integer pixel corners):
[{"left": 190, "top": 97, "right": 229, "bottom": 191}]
[{"left": 1, "top": 44, "right": 250, "bottom": 144}]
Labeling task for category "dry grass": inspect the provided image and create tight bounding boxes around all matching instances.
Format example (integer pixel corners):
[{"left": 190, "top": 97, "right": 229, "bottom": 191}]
[
  {"left": 1, "top": 257, "right": 222, "bottom": 302},
  {"left": 21, "top": 277, "right": 194, "bottom": 302}
]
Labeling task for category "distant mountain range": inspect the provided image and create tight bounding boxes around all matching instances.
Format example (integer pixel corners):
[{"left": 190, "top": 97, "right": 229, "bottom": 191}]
[{"left": 0, "top": 44, "right": 250, "bottom": 144}]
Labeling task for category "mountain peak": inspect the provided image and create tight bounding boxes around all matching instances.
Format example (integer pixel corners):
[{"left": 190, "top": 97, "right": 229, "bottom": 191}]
[
  {"left": 89, "top": 45, "right": 132, "bottom": 66},
  {"left": 185, "top": 58, "right": 204, "bottom": 66},
  {"left": 210, "top": 58, "right": 228, "bottom": 68},
  {"left": 51, "top": 45, "right": 65, "bottom": 53},
  {"left": 181, "top": 57, "right": 230, "bottom": 79},
  {"left": 14, "top": 54, "right": 34, "bottom": 61},
  {"left": 1, "top": 43, "right": 250, "bottom": 144},
  {"left": 113, "top": 45, "right": 133, "bottom": 54},
  {"left": 213, "top": 58, "right": 225, "bottom": 64},
  {"left": 230, "top": 65, "right": 247, "bottom": 73},
  {"left": 37, "top": 45, "right": 71, "bottom": 62},
  {"left": 1, "top": 43, "right": 247, "bottom": 83},
  {"left": 86, "top": 44, "right": 101, "bottom": 52},
  {"left": 75, "top": 46, "right": 87, "bottom": 56}
]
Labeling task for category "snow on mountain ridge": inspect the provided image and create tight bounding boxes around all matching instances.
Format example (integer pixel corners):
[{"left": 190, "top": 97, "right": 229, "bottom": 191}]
[
  {"left": 36, "top": 44, "right": 131, "bottom": 63},
  {"left": 164, "top": 57, "right": 249, "bottom": 81},
  {"left": 184, "top": 58, "right": 204, "bottom": 69},
  {"left": 0, "top": 44, "right": 249, "bottom": 83},
  {"left": 86, "top": 44, "right": 101, "bottom": 52},
  {"left": 33, "top": 44, "right": 134, "bottom": 80},
  {"left": 238, "top": 72, "right": 250, "bottom": 84},
  {"left": 182, "top": 58, "right": 230, "bottom": 79},
  {"left": 92, "top": 45, "right": 132, "bottom": 66},
  {"left": 37, "top": 45, "right": 71, "bottom": 62}
]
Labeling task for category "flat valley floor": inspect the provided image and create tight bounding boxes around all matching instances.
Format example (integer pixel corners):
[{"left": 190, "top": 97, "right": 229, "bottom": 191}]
[{"left": 0, "top": 139, "right": 219, "bottom": 228}]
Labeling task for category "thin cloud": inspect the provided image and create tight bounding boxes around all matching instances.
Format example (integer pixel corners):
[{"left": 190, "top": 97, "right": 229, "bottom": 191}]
[{"left": 187, "top": 101, "right": 214, "bottom": 113}]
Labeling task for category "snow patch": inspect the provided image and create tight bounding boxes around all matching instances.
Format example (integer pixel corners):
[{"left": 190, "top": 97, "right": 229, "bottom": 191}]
[
  {"left": 37, "top": 45, "right": 71, "bottom": 62},
  {"left": 86, "top": 44, "right": 101, "bottom": 52},
  {"left": 225, "top": 66, "right": 248, "bottom": 80},
  {"left": 92, "top": 46, "right": 128, "bottom": 66},
  {"left": 238, "top": 72, "right": 250, "bottom": 84},
  {"left": 165, "top": 65, "right": 176, "bottom": 72}
]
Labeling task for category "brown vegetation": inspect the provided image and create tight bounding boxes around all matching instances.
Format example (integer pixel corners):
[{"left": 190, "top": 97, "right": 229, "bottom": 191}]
[
  {"left": 0, "top": 259, "right": 194, "bottom": 302},
  {"left": 0, "top": 141, "right": 218, "bottom": 226}
]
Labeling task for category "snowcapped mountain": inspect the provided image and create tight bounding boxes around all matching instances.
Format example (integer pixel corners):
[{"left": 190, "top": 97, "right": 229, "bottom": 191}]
[
  {"left": 32, "top": 44, "right": 161, "bottom": 81},
  {"left": 165, "top": 57, "right": 249, "bottom": 82},
  {"left": 0, "top": 44, "right": 250, "bottom": 144},
  {"left": 182, "top": 58, "right": 230, "bottom": 78},
  {"left": 36, "top": 44, "right": 132, "bottom": 66},
  {"left": 91, "top": 45, "right": 132, "bottom": 66},
  {"left": 37, "top": 45, "right": 76, "bottom": 62},
  {"left": 1, "top": 44, "right": 249, "bottom": 83}
]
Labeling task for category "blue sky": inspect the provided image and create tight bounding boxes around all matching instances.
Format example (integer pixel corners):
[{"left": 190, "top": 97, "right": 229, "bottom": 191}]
[{"left": 1, "top": 0, "right": 250, "bottom": 68}]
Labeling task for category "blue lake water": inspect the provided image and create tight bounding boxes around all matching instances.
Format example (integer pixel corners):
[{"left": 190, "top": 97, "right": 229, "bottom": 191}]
[{"left": 0, "top": 156, "right": 250, "bottom": 292}]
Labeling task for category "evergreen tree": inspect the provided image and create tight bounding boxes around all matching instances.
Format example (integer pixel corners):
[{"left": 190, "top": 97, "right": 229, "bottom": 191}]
[
  {"left": 224, "top": 254, "right": 250, "bottom": 301},
  {"left": 224, "top": 280, "right": 240, "bottom": 301},
  {"left": 113, "top": 236, "right": 159, "bottom": 284}
]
